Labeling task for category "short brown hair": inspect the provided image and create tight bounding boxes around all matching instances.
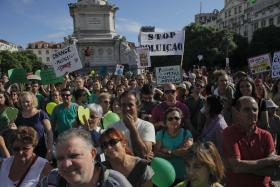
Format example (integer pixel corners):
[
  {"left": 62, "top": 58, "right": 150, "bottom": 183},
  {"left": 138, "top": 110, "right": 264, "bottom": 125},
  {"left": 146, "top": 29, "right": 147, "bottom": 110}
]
[{"left": 12, "top": 126, "right": 38, "bottom": 146}]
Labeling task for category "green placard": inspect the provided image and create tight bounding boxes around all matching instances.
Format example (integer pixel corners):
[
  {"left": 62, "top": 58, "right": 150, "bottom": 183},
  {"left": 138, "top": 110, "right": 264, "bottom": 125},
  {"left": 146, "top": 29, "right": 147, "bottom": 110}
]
[
  {"left": 39, "top": 69, "right": 64, "bottom": 85},
  {"left": 8, "top": 69, "right": 28, "bottom": 84}
]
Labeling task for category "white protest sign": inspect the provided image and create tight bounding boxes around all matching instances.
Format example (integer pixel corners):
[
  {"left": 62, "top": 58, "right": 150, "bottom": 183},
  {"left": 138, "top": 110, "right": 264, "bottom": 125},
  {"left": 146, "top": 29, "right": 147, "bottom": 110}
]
[
  {"left": 272, "top": 51, "right": 280, "bottom": 78},
  {"left": 136, "top": 47, "right": 151, "bottom": 68},
  {"left": 140, "top": 31, "right": 185, "bottom": 56},
  {"left": 248, "top": 53, "right": 271, "bottom": 74},
  {"left": 114, "top": 64, "right": 124, "bottom": 75},
  {"left": 155, "top": 65, "right": 182, "bottom": 84},
  {"left": 51, "top": 45, "right": 83, "bottom": 76}
]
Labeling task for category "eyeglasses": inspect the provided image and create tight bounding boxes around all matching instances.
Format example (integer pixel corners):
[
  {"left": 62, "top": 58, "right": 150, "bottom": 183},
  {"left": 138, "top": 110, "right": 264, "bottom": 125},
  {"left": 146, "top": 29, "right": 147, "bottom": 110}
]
[
  {"left": 101, "top": 139, "right": 120, "bottom": 149},
  {"left": 167, "top": 116, "right": 181, "bottom": 121},
  {"left": 62, "top": 94, "right": 71, "bottom": 97},
  {"left": 164, "top": 90, "right": 176, "bottom": 94},
  {"left": 13, "top": 145, "right": 33, "bottom": 153}
]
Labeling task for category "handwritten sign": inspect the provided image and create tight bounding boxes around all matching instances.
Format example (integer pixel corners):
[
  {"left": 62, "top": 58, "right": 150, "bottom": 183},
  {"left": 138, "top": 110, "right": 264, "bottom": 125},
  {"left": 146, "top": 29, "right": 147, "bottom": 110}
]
[
  {"left": 140, "top": 31, "right": 184, "bottom": 56},
  {"left": 136, "top": 47, "right": 151, "bottom": 68},
  {"left": 51, "top": 45, "right": 83, "bottom": 76},
  {"left": 248, "top": 53, "right": 271, "bottom": 74},
  {"left": 114, "top": 64, "right": 124, "bottom": 75},
  {"left": 155, "top": 65, "right": 182, "bottom": 84},
  {"left": 272, "top": 51, "right": 280, "bottom": 78}
]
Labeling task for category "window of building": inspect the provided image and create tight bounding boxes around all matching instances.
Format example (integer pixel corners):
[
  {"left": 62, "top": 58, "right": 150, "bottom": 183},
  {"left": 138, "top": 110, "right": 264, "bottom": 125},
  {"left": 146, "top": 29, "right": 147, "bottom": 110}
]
[
  {"left": 225, "top": 11, "right": 227, "bottom": 18},
  {"left": 46, "top": 57, "right": 50, "bottom": 62},
  {"left": 39, "top": 57, "right": 42, "bottom": 62},
  {"left": 46, "top": 50, "right": 49, "bottom": 54},
  {"left": 262, "top": 10, "right": 265, "bottom": 15},
  {"left": 239, "top": 6, "right": 242, "bottom": 13},
  {"left": 269, "top": 18, "right": 274, "bottom": 26},
  {"left": 244, "top": 30, "right": 248, "bottom": 37},
  {"left": 38, "top": 50, "right": 41, "bottom": 55},
  {"left": 234, "top": 7, "right": 237, "bottom": 14},
  {"left": 228, "top": 9, "right": 231, "bottom": 17},
  {"left": 278, "top": 16, "right": 280, "bottom": 24},
  {"left": 44, "top": 44, "right": 48, "bottom": 48},
  {"left": 261, "top": 19, "right": 266, "bottom": 27},
  {"left": 254, "top": 22, "right": 258, "bottom": 30}
]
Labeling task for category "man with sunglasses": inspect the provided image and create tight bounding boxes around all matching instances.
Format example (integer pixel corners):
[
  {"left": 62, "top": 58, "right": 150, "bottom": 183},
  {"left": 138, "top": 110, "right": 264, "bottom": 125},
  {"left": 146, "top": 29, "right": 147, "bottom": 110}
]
[
  {"left": 51, "top": 88, "right": 78, "bottom": 138},
  {"left": 151, "top": 83, "right": 190, "bottom": 131}
]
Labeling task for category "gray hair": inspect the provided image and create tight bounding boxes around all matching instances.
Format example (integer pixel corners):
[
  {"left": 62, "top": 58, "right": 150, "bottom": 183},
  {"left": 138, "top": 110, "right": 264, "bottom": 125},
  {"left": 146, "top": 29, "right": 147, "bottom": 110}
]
[
  {"left": 56, "top": 128, "right": 94, "bottom": 149},
  {"left": 87, "top": 103, "right": 103, "bottom": 118}
]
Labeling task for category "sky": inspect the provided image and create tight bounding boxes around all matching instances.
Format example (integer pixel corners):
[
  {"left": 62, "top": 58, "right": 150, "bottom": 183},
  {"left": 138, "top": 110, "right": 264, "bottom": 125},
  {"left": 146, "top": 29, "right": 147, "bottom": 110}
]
[{"left": 0, "top": 0, "right": 224, "bottom": 48}]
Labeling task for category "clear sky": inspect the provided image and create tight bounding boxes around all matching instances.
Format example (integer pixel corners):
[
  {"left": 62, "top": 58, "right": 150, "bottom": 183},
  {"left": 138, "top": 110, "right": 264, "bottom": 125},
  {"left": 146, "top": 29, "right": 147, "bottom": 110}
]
[{"left": 0, "top": 0, "right": 224, "bottom": 48}]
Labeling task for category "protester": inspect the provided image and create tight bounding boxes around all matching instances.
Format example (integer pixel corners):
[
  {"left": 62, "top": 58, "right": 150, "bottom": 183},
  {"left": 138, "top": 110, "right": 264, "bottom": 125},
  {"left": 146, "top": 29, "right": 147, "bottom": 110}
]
[
  {"left": 15, "top": 92, "right": 53, "bottom": 159},
  {"left": 175, "top": 141, "right": 224, "bottom": 187},
  {"left": 198, "top": 95, "right": 227, "bottom": 155},
  {"left": 100, "top": 128, "right": 154, "bottom": 187},
  {"left": 0, "top": 91, "right": 14, "bottom": 132},
  {"left": 112, "top": 91, "right": 155, "bottom": 159},
  {"left": 155, "top": 107, "right": 193, "bottom": 184},
  {"left": 51, "top": 88, "right": 78, "bottom": 137},
  {"left": 223, "top": 96, "right": 280, "bottom": 187},
  {"left": 0, "top": 127, "right": 52, "bottom": 186},
  {"left": 40, "top": 128, "right": 132, "bottom": 187}
]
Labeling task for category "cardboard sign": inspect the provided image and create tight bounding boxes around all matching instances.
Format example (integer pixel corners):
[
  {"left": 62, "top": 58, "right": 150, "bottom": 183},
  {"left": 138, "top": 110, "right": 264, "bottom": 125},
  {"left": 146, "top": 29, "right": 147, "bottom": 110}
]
[
  {"left": 272, "top": 51, "right": 280, "bottom": 78},
  {"left": 140, "top": 31, "right": 185, "bottom": 56},
  {"left": 155, "top": 65, "right": 182, "bottom": 84},
  {"left": 248, "top": 53, "right": 271, "bottom": 74},
  {"left": 114, "top": 64, "right": 124, "bottom": 75},
  {"left": 37, "top": 69, "right": 64, "bottom": 85},
  {"left": 51, "top": 45, "right": 83, "bottom": 76},
  {"left": 8, "top": 69, "right": 28, "bottom": 83},
  {"left": 136, "top": 47, "right": 151, "bottom": 68}
]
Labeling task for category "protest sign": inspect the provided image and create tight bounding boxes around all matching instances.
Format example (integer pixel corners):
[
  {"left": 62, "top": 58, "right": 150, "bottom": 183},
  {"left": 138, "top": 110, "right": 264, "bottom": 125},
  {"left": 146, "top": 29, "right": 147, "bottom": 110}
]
[
  {"left": 155, "top": 65, "right": 182, "bottom": 84},
  {"left": 114, "top": 64, "right": 124, "bottom": 75},
  {"left": 248, "top": 53, "right": 271, "bottom": 74},
  {"left": 51, "top": 45, "right": 83, "bottom": 76},
  {"left": 136, "top": 47, "right": 151, "bottom": 68},
  {"left": 140, "top": 31, "right": 185, "bottom": 56},
  {"left": 8, "top": 69, "right": 28, "bottom": 84},
  {"left": 37, "top": 69, "right": 64, "bottom": 85},
  {"left": 272, "top": 51, "right": 280, "bottom": 78}
]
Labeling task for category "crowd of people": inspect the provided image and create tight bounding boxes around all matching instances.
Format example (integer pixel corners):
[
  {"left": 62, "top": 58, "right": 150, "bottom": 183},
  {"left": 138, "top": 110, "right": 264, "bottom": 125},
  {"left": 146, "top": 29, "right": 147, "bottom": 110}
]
[{"left": 0, "top": 67, "right": 280, "bottom": 186}]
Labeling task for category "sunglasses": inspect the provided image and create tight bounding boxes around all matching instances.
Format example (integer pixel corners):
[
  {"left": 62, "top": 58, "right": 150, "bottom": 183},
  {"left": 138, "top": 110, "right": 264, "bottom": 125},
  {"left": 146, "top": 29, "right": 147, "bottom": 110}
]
[
  {"left": 13, "top": 145, "right": 33, "bottom": 153},
  {"left": 167, "top": 116, "right": 181, "bottom": 121},
  {"left": 101, "top": 139, "right": 120, "bottom": 149},
  {"left": 164, "top": 90, "right": 176, "bottom": 94}
]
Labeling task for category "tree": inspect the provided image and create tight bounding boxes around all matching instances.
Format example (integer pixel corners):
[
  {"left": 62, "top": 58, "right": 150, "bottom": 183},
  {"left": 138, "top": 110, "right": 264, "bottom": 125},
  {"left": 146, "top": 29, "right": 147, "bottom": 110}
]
[
  {"left": 182, "top": 23, "right": 237, "bottom": 71},
  {"left": 249, "top": 25, "right": 280, "bottom": 57},
  {"left": 0, "top": 50, "right": 43, "bottom": 73}
]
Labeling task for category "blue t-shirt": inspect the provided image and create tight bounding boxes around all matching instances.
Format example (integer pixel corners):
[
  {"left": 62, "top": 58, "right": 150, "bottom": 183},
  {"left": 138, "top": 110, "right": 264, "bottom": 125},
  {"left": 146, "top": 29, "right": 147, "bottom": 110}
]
[{"left": 156, "top": 128, "right": 192, "bottom": 179}]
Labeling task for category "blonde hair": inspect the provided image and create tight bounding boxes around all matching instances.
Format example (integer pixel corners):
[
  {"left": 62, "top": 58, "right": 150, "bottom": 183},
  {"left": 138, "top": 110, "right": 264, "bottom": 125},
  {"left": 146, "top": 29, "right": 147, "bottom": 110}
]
[{"left": 19, "top": 91, "right": 38, "bottom": 108}]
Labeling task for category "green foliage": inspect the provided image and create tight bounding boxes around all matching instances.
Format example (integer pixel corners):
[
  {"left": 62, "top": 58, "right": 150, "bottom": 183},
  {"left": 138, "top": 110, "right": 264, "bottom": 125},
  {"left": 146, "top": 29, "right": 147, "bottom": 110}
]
[
  {"left": 0, "top": 50, "right": 43, "bottom": 73},
  {"left": 249, "top": 25, "right": 280, "bottom": 57},
  {"left": 182, "top": 23, "right": 237, "bottom": 71}
]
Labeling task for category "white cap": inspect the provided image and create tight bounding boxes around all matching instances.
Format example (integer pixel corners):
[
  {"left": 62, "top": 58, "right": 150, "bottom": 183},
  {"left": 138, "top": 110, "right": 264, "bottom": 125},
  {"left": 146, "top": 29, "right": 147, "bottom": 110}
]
[{"left": 266, "top": 99, "right": 279, "bottom": 108}]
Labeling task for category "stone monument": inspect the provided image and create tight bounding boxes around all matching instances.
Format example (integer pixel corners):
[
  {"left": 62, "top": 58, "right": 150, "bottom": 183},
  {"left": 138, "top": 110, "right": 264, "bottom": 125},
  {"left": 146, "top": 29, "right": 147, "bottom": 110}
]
[{"left": 68, "top": 0, "right": 137, "bottom": 72}]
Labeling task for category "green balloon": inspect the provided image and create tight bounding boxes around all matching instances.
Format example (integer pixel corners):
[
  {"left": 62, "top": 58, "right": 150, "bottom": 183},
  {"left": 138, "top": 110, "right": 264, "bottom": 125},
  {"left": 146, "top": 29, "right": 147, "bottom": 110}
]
[
  {"left": 102, "top": 111, "right": 120, "bottom": 129},
  {"left": 151, "top": 157, "right": 176, "bottom": 187}
]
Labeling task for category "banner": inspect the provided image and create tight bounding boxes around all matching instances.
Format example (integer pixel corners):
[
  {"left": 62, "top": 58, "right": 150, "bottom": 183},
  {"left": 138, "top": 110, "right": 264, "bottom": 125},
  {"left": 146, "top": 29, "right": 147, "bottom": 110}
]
[
  {"left": 272, "top": 51, "right": 280, "bottom": 78},
  {"left": 8, "top": 69, "right": 28, "bottom": 84},
  {"left": 140, "top": 31, "right": 185, "bottom": 56},
  {"left": 136, "top": 47, "right": 151, "bottom": 68},
  {"left": 114, "top": 64, "right": 124, "bottom": 75},
  {"left": 51, "top": 45, "right": 83, "bottom": 76},
  {"left": 248, "top": 53, "right": 271, "bottom": 74},
  {"left": 155, "top": 65, "right": 182, "bottom": 84},
  {"left": 37, "top": 69, "right": 64, "bottom": 85}
]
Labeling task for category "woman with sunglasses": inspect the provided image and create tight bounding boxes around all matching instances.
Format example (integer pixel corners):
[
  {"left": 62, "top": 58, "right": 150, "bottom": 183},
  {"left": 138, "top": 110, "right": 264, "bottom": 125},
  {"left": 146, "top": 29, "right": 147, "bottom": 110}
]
[
  {"left": 0, "top": 126, "right": 52, "bottom": 187},
  {"left": 15, "top": 92, "right": 53, "bottom": 160},
  {"left": 100, "top": 128, "right": 154, "bottom": 187},
  {"left": 155, "top": 107, "right": 193, "bottom": 185}
]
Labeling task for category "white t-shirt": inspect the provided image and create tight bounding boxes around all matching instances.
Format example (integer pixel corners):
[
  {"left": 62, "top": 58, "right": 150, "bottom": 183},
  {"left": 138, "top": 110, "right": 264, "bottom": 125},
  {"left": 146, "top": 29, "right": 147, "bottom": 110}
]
[{"left": 111, "top": 118, "right": 155, "bottom": 151}]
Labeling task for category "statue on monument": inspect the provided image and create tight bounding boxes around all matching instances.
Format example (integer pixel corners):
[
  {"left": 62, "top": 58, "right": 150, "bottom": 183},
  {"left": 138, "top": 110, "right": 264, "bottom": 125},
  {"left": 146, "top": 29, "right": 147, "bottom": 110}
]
[{"left": 77, "top": 0, "right": 107, "bottom": 5}]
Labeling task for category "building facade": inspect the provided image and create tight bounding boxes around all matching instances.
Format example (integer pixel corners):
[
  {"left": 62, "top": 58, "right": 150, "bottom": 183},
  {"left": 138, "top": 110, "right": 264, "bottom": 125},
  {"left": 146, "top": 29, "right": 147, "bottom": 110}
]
[
  {"left": 0, "top": 39, "right": 18, "bottom": 52},
  {"left": 195, "top": 0, "right": 280, "bottom": 41},
  {"left": 26, "top": 41, "right": 64, "bottom": 66}
]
